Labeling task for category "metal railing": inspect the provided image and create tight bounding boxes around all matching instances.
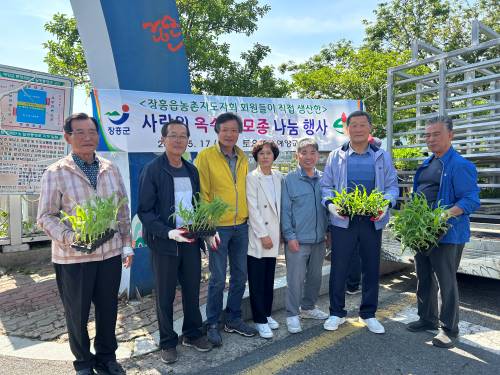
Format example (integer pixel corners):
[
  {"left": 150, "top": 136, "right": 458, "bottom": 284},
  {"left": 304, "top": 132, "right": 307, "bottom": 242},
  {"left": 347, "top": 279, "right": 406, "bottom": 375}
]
[{"left": 387, "top": 20, "right": 500, "bottom": 225}]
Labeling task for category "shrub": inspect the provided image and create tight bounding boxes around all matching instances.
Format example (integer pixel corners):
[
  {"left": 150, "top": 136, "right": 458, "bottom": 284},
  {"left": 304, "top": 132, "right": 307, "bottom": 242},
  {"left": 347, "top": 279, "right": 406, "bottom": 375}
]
[
  {"left": 392, "top": 147, "right": 423, "bottom": 171},
  {"left": 0, "top": 209, "right": 8, "bottom": 238}
]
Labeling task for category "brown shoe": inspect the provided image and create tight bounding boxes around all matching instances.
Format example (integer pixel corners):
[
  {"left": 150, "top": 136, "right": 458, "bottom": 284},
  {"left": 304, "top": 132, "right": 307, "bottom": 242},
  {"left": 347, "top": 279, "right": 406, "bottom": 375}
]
[
  {"left": 160, "top": 347, "right": 178, "bottom": 364},
  {"left": 182, "top": 335, "right": 213, "bottom": 352}
]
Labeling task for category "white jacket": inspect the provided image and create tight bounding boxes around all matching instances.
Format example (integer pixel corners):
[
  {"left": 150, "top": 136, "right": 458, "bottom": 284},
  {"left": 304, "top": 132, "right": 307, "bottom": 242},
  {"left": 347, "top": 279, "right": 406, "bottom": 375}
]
[{"left": 246, "top": 167, "right": 282, "bottom": 258}]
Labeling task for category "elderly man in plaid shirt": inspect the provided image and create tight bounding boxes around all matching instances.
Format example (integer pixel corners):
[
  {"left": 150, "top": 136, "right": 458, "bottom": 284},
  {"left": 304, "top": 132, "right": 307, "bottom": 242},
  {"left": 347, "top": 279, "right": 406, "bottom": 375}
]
[{"left": 37, "top": 113, "right": 133, "bottom": 375}]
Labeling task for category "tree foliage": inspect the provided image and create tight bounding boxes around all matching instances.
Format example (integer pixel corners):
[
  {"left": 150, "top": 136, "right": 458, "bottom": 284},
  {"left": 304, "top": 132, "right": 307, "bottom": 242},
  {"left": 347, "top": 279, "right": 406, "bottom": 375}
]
[
  {"left": 197, "top": 43, "right": 290, "bottom": 97},
  {"left": 363, "top": 0, "right": 500, "bottom": 52},
  {"left": 43, "top": 0, "right": 289, "bottom": 97},
  {"left": 281, "top": 40, "right": 411, "bottom": 137},
  {"left": 43, "top": 0, "right": 498, "bottom": 123},
  {"left": 282, "top": 0, "right": 499, "bottom": 137},
  {"left": 43, "top": 14, "right": 88, "bottom": 87}
]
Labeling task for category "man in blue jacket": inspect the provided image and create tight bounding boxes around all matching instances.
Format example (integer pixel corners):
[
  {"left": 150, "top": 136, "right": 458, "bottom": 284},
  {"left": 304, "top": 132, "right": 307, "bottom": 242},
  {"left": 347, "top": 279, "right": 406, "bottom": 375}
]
[
  {"left": 407, "top": 116, "right": 480, "bottom": 348},
  {"left": 137, "top": 120, "right": 215, "bottom": 364},
  {"left": 320, "top": 111, "right": 399, "bottom": 334},
  {"left": 281, "top": 138, "right": 329, "bottom": 334}
]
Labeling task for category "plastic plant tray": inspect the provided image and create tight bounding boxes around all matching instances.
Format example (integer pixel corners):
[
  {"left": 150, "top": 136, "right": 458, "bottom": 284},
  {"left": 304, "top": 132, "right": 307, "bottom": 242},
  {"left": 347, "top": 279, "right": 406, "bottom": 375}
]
[
  {"left": 71, "top": 229, "right": 117, "bottom": 254},
  {"left": 183, "top": 229, "right": 217, "bottom": 240}
]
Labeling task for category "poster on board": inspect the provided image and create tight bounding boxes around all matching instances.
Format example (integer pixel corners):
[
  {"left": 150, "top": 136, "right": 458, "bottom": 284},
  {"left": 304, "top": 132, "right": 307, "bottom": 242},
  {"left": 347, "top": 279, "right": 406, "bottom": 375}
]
[{"left": 0, "top": 65, "right": 73, "bottom": 194}]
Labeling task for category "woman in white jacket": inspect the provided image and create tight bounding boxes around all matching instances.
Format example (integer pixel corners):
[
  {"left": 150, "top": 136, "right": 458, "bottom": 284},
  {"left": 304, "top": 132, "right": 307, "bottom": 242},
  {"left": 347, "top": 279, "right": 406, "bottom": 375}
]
[{"left": 246, "top": 140, "right": 282, "bottom": 339}]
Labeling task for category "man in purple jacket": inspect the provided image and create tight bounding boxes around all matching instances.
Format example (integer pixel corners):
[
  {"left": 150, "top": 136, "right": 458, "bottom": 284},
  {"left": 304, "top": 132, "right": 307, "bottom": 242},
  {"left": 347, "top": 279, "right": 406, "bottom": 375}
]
[{"left": 320, "top": 110, "right": 399, "bottom": 334}]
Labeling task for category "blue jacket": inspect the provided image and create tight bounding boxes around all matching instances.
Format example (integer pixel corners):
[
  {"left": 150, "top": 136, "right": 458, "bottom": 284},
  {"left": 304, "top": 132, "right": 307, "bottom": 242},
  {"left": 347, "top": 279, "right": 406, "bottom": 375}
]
[
  {"left": 281, "top": 167, "right": 328, "bottom": 244},
  {"left": 414, "top": 147, "right": 480, "bottom": 244},
  {"left": 320, "top": 142, "right": 399, "bottom": 230}
]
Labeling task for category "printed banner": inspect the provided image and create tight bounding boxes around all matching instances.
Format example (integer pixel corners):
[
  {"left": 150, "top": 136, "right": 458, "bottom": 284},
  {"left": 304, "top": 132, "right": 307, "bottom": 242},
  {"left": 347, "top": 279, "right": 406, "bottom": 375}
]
[
  {"left": 0, "top": 65, "right": 73, "bottom": 194},
  {"left": 93, "top": 89, "right": 362, "bottom": 152}
]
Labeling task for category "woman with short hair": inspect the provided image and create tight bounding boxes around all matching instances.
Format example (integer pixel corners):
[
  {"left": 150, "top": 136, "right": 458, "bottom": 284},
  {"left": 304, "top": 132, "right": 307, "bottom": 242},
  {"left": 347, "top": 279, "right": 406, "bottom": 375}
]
[{"left": 246, "top": 140, "right": 282, "bottom": 339}]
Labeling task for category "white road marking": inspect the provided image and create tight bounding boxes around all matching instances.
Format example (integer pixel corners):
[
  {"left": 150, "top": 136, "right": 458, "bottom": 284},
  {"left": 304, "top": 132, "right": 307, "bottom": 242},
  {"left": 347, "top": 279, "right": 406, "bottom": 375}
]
[{"left": 390, "top": 307, "right": 500, "bottom": 355}]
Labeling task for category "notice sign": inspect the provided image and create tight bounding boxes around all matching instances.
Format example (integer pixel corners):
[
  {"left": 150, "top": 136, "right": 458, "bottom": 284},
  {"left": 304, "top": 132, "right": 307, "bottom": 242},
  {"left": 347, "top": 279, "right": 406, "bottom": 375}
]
[
  {"left": 16, "top": 88, "right": 47, "bottom": 125},
  {"left": 0, "top": 65, "right": 73, "bottom": 194},
  {"left": 93, "top": 89, "right": 361, "bottom": 153}
]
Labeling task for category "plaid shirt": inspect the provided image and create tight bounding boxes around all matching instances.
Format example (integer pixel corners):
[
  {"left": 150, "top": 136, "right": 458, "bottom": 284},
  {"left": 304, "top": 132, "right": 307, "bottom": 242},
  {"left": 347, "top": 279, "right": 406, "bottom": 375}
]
[{"left": 37, "top": 154, "right": 132, "bottom": 264}]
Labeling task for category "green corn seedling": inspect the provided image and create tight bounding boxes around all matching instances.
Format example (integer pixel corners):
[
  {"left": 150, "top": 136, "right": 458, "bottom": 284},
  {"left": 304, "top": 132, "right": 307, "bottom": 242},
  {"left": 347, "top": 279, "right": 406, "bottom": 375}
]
[
  {"left": 327, "top": 186, "right": 390, "bottom": 218},
  {"left": 172, "top": 196, "right": 231, "bottom": 235},
  {"left": 60, "top": 193, "right": 126, "bottom": 246},
  {"left": 388, "top": 193, "right": 450, "bottom": 254}
]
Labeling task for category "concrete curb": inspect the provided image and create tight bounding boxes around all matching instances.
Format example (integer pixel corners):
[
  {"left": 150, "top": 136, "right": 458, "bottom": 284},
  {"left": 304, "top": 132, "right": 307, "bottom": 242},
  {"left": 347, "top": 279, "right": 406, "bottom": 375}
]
[
  {"left": 0, "top": 261, "right": 410, "bottom": 360},
  {"left": 0, "top": 246, "right": 51, "bottom": 269},
  {"left": 0, "top": 335, "right": 133, "bottom": 361}
]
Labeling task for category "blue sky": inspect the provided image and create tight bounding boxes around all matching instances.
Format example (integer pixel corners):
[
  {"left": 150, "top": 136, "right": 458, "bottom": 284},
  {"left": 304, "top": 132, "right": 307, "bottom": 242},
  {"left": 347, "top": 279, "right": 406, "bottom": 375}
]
[{"left": 0, "top": 0, "right": 381, "bottom": 113}]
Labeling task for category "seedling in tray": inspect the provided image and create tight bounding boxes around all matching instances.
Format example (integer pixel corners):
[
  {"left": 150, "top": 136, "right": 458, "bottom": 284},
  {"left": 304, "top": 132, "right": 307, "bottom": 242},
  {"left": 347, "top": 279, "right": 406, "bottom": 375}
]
[
  {"left": 326, "top": 185, "right": 390, "bottom": 219},
  {"left": 171, "top": 196, "right": 231, "bottom": 239},
  {"left": 60, "top": 194, "right": 126, "bottom": 254},
  {"left": 388, "top": 193, "right": 450, "bottom": 255}
]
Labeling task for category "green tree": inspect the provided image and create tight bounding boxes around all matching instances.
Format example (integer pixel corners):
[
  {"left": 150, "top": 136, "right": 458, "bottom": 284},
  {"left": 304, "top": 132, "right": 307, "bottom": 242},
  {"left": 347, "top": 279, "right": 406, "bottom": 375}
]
[
  {"left": 199, "top": 43, "right": 290, "bottom": 98},
  {"left": 43, "top": 0, "right": 289, "bottom": 97},
  {"left": 283, "top": 0, "right": 498, "bottom": 137},
  {"left": 177, "top": 0, "right": 288, "bottom": 96},
  {"left": 363, "top": 0, "right": 500, "bottom": 53},
  {"left": 43, "top": 14, "right": 88, "bottom": 86},
  {"left": 281, "top": 40, "right": 411, "bottom": 137}
]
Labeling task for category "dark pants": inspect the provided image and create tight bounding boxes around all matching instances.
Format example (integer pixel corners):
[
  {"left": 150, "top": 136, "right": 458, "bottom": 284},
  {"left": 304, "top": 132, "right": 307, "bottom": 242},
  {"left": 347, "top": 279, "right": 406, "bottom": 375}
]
[
  {"left": 206, "top": 223, "right": 249, "bottom": 325},
  {"left": 54, "top": 255, "right": 121, "bottom": 371},
  {"left": 346, "top": 244, "right": 361, "bottom": 291},
  {"left": 151, "top": 243, "right": 203, "bottom": 349},
  {"left": 247, "top": 255, "right": 276, "bottom": 324},
  {"left": 414, "top": 243, "right": 465, "bottom": 337},
  {"left": 329, "top": 217, "right": 382, "bottom": 319}
]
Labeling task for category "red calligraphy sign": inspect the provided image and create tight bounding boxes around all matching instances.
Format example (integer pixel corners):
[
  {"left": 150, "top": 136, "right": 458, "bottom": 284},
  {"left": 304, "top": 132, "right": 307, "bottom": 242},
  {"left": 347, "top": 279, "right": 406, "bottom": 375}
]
[{"left": 143, "top": 15, "right": 184, "bottom": 52}]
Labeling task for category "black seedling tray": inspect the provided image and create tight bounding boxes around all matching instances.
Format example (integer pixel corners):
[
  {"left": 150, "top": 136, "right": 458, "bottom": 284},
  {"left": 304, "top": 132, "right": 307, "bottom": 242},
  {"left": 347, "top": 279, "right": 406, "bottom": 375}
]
[
  {"left": 183, "top": 229, "right": 217, "bottom": 240},
  {"left": 71, "top": 229, "right": 117, "bottom": 254}
]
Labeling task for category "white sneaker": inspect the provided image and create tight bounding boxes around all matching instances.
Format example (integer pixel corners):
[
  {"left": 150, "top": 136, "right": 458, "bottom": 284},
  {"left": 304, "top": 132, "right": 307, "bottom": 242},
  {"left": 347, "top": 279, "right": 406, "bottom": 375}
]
[
  {"left": 360, "top": 317, "right": 385, "bottom": 334},
  {"left": 300, "top": 307, "right": 329, "bottom": 320},
  {"left": 267, "top": 316, "right": 279, "bottom": 330},
  {"left": 323, "top": 316, "right": 346, "bottom": 331},
  {"left": 346, "top": 288, "right": 361, "bottom": 295},
  {"left": 286, "top": 316, "right": 302, "bottom": 334},
  {"left": 255, "top": 323, "right": 273, "bottom": 339}
]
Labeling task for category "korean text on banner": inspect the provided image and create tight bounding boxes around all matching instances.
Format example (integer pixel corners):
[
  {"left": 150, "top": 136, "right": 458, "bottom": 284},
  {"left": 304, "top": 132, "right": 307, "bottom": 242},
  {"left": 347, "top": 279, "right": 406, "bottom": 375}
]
[{"left": 93, "top": 89, "right": 361, "bottom": 153}]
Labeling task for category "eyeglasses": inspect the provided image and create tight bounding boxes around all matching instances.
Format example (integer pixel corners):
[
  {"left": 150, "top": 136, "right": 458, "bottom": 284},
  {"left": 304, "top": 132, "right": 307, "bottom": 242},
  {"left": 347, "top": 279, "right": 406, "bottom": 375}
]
[
  {"left": 70, "top": 130, "right": 99, "bottom": 137},
  {"left": 165, "top": 135, "right": 189, "bottom": 141}
]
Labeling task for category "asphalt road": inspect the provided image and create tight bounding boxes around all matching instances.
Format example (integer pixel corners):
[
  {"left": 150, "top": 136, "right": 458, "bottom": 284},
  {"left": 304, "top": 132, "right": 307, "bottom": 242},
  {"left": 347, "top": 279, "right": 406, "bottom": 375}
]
[
  {"left": 199, "top": 271, "right": 500, "bottom": 375},
  {"left": 1, "top": 269, "right": 499, "bottom": 375}
]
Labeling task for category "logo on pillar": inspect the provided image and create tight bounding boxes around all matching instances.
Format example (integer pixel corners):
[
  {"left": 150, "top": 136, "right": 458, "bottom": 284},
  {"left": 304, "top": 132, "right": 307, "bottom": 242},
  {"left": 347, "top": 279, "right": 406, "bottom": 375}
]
[
  {"left": 106, "top": 104, "right": 130, "bottom": 125},
  {"left": 143, "top": 15, "right": 184, "bottom": 52}
]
